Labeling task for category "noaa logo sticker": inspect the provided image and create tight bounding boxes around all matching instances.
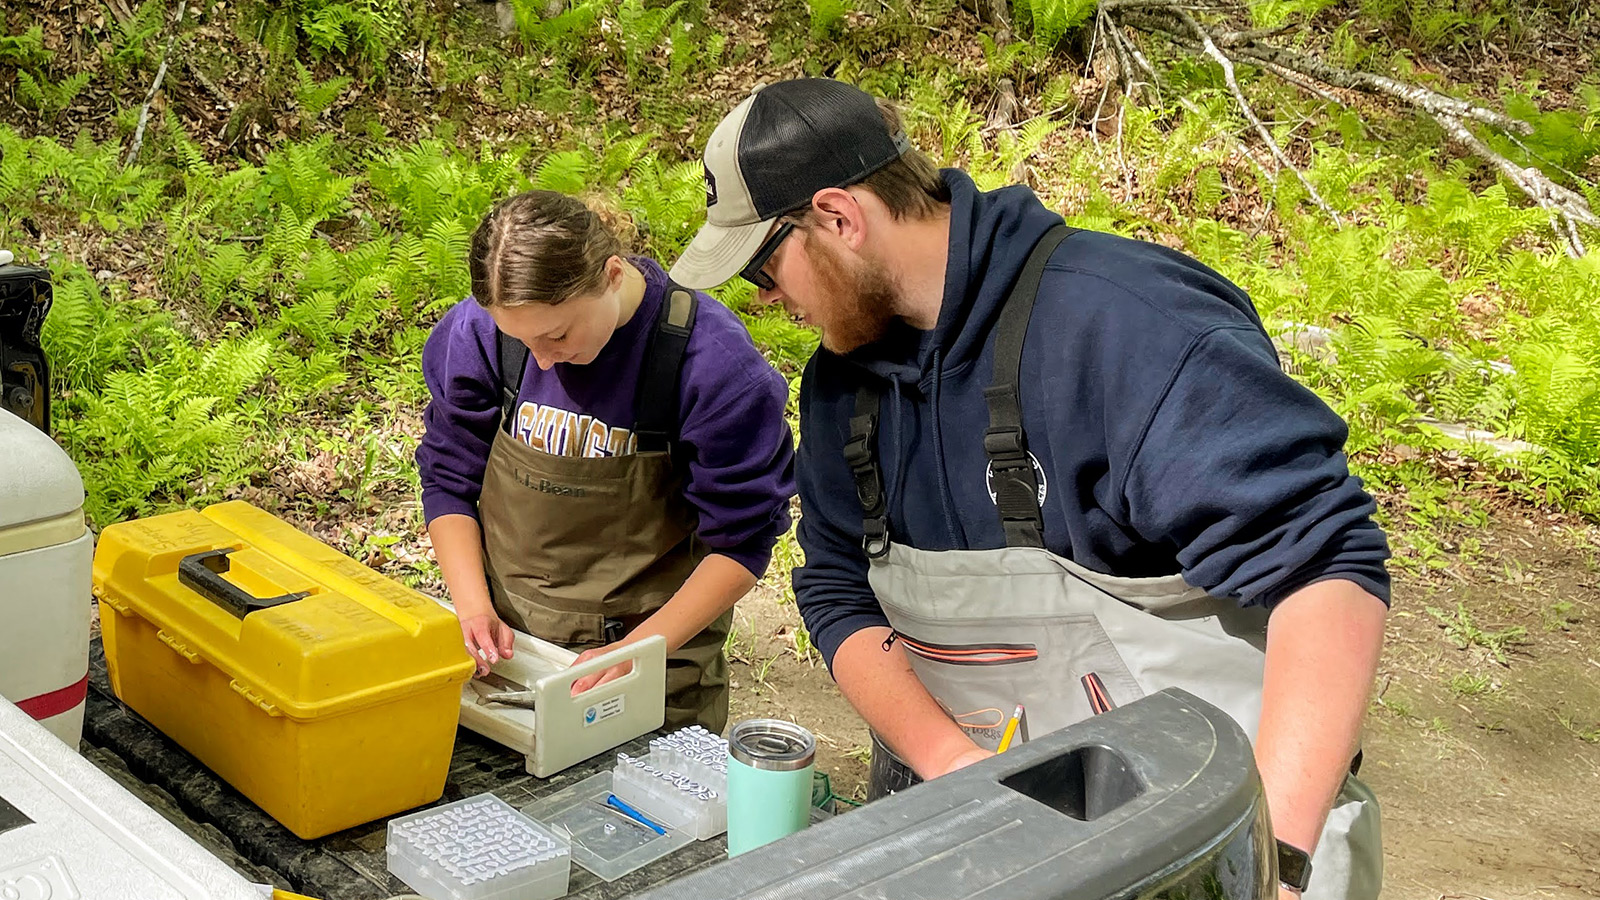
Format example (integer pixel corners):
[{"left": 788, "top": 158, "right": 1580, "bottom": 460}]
[
  {"left": 584, "top": 706, "right": 598, "bottom": 724},
  {"left": 985, "top": 453, "right": 1048, "bottom": 506}
]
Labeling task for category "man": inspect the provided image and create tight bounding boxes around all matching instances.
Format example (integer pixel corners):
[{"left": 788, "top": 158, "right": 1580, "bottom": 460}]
[{"left": 670, "top": 78, "right": 1387, "bottom": 900}]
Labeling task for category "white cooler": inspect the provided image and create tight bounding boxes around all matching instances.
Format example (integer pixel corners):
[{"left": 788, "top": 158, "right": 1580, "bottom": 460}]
[
  {"left": 0, "top": 692, "right": 265, "bottom": 898},
  {"left": 0, "top": 407, "right": 93, "bottom": 746}
]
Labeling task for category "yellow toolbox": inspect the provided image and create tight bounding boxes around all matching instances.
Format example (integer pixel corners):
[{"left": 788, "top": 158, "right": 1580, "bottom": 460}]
[{"left": 92, "top": 501, "right": 475, "bottom": 839}]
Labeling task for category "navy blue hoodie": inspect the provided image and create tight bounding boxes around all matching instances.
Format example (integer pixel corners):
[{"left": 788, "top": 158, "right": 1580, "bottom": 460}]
[{"left": 793, "top": 170, "right": 1391, "bottom": 670}]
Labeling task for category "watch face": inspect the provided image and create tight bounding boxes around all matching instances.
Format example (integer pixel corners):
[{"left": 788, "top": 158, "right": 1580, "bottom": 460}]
[{"left": 1277, "top": 840, "right": 1313, "bottom": 890}]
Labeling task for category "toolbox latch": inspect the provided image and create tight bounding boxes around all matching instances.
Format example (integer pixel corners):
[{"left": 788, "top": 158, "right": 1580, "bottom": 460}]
[
  {"left": 179, "top": 549, "right": 308, "bottom": 619},
  {"left": 155, "top": 629, "right": 203, "bottom": 664},
  {"left": 229, "top": 679, "right": 282, "bottom": 716}
]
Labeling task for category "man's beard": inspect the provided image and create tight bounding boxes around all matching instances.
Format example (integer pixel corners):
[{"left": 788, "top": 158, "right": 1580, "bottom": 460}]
[{"left": 810, "top": 236, "right": 900, "bottom": 355}]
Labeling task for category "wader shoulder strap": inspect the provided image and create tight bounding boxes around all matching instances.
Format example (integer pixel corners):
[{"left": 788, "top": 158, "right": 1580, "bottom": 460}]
[
  {"left": 845, "top": 382, "right": 890, "bottom": 559},
  {"left": 983, "top": 223, "right": 1077, "bottom": 549},
  {"left": 496, "top": 329, "right": 530, "bottom": 436},
  {"left": 633, "top": 284, "right": 699, "bottom": 453}
]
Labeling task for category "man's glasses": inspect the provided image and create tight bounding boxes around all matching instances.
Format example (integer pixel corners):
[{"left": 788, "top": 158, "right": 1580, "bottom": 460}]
[{"left": 739, "top": 221, "right": 796, "bottom": 291}]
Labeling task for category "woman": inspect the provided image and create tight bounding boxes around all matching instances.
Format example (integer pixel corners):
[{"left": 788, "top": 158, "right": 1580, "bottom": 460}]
[{"left": 417, "top": 190, "right": 796, "bottom": 731}]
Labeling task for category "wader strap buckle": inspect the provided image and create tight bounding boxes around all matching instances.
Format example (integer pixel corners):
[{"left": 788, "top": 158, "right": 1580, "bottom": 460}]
[
  {"left": 848, "top": 384, "right": 891, "bottom": 558},
  {"left": 634, "top": 286, "right": 699, "bottom": 454},
  {"left": 982, "top": 223, "right": 1077, "bottom": 550}
]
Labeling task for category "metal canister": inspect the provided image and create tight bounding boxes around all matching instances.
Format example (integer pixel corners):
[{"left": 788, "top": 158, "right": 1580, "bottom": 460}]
[{"left": 725, "top": 718, "right": 816, "bottom": 857}]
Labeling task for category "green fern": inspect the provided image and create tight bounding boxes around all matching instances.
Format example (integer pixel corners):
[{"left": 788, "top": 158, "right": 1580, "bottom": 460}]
[
  {"left": 599, "top": 133, "right": 654, "bottom": 186},
  {"left": 1014, "top": 0, "right": 1095, "bottom": 49},
  {"left": 110, "top": 1, "right": 167, "bottom": 70},
  {"left": 57, "top": 334, "right": 271, "bottom": 525},
  {"left": 0, "top": 26, "right": 51, "bottom": 69},
  {"left": 511, "top": 0, "right": 601, "bottom": 52},
  {"left": 293, "top": 61, "right": 354, "bottom": 120},
  {"left": 534, "top": 149, "right": 599, "bottom": 194},
  {"left": 16, "top": 71, "right": 92, "bottom": 115},
  {"left": 40, "top": 271, "right": 166, "bottom": 394},
  {"left": 614, "top": 0, "right": 684, "bottom": 78},
  {"left": 1249, "top": 0, "right": 1339, "bottom": 29},
  {"left": 806, "top": 0, "right": 849, "bottom": 40}
]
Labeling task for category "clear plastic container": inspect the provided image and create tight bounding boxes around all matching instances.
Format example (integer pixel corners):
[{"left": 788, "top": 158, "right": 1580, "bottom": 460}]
[
  {"left": 606, "top": 725, "right": 732, "bottom": 841},
  {"left": 520, "top": 771, "right": 694, "bottom": 883},
  {"left": 387, "top": 794, "right": 571, "bottom": 900},
  {"left": 611, "top": 752, "right": 727, "bottom": 841},
  {"left": 646, "top": 725, "right": 729, "bottom": 793}
]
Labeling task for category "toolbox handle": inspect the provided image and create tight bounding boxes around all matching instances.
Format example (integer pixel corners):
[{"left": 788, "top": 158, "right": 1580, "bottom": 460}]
[{"left": 179, "top": 549, "right": 308, "bottom": 619}]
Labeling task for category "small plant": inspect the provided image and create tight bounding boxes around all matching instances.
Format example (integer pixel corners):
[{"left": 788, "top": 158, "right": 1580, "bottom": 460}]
[
  {"left": 1014, "top": 0, "right": 1096, "bottom": 51},
  {"left": 510, "top": 0, "right": 602, "bottom": 57},
  {"left": 1447, "top": 671, "right": 1493, "bottom": 697},
  {"left": 1425, "top": 602, "right": 1529, "bottom": 665},
  {"left": 1543, "top": 600, "right": 1577, "bottom": 632},
  {"left": 614, "top": 0, "right": 685, "bottom": 79},
  {"left": 0, "top": 26, "right": 51, "bottom": 69},
  {"left": 292, "top": 61, "right": 354, "bottom": 122},
  {"left": 806, "top": 0, "right": 849, "bottom": 40},
  {"left": 1376, "top": 692, "right": 1413, "bottom": 719},
  {"left": 789, "top": 624, "right": 818, "bottom": 665},
  {"left": 1557, "top": 713, "right": 1600, "bottom": 744},
  {"left": 16, "top": 71, "right": 92, "bottom": 117}
]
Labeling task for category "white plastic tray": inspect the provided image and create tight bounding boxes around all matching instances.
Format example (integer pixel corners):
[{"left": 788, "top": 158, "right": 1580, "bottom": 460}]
[
  {"left": 388, "top": 793, "right": 570, "bottom": 900},
  {"left": 521, "top": 771, "right": 695, "bottom": 882},
  {"left": 437, "top": 598, "right": 668, "bottom": 777}
]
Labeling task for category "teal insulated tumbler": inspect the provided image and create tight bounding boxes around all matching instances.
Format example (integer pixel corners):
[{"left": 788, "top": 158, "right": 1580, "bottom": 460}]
[{"left": 726, "top": 718, "right": 815, "bottom": 857}]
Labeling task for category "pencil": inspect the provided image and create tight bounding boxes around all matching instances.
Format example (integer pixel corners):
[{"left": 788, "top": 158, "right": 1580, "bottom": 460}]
[{"left": 997, "top": 704, "right": 1025, "bottom": 753}]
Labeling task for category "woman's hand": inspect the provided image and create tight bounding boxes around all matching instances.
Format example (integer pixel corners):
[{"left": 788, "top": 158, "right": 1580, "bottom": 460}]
[
  {"left": 569, "top": 643, "right": 636, "bottom": 695},
  {"left": 460, "top": 613, "right": 516, "bottom": 677}
]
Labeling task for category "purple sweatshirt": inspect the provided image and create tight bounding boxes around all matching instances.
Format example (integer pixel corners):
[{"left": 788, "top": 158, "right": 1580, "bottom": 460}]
[{"left": 417, "top": 258, "right": 797, "bottom": 577}]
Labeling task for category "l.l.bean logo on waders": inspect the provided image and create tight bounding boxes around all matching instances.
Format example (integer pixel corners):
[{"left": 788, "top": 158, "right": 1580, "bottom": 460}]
[{"left": 512, "top": 468, "right": 588, "bottom": 499}]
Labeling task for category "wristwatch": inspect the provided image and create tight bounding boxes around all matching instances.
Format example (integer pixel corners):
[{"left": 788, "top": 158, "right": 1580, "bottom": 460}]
[{"left": 1276, "top": 839, "right": 1313, "bottom": 893}]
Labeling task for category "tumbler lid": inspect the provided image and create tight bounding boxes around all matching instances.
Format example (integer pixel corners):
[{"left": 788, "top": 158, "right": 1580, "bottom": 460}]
[{"left": 729, "top": 718, "right": 816, "bottom": 771}]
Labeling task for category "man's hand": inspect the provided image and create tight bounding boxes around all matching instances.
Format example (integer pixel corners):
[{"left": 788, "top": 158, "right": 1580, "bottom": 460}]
[
  {"left": 926, "top": 744, "right": 994, "bottom": 779},
  {"left": 460, "top": 613, "right": 516, "bottom": 677},
  {"left": 569, "top": 643, "right": 636, "bottom": 695},
  {"left": 1256, "top": 578, "right": 1386, "bottom": 857},
  {"left": 832, "top": 626, "right": 998, "bottom": 780}
]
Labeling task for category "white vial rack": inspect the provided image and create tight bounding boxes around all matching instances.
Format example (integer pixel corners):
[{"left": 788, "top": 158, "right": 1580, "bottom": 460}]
[
  {"left": 387, "top": 794, "right": 571, "bottom": 900},
  {"left": 609, "top": 725, "right": 731, "bottom": 840}
]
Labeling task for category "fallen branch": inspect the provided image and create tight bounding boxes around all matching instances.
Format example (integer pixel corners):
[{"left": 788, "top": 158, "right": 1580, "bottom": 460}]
[
  {"left": 1226, "top": 41, "right": 1534, "bottom": 136},
  {"left": 1173, "top": 8, "right": 1342, "bottom": 225},
  {"left": 125, "top": 0, "right": 189, "bottom": 168},
  {"left": 1434, "top": 113, "right": 1596, "bottom": 257},
  {"left": 1254, "top": 59, "right": 1347, "bottom": 111},
  {"left": 1120, "top": 9, "right": 1533, "bottom": 136},
  {"left": 1102, "top": 0, "right": 1595, "bottom": 251},
  {"left": 1102, "top": 10, "right": 1158, "bottom": 103}
]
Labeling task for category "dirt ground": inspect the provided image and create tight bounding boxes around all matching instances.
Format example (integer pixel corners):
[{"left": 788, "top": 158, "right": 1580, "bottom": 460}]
[{"left": 726, "top": 512, "right": 1600, "bottom": 899}]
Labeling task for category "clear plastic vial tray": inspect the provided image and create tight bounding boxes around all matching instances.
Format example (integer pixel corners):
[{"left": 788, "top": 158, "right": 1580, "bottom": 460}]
[
  {"left": 610, "top": 725, "right": 730, "bottom": 841},
  {"left": 521, "top": 771, "right": 695, "bottom": 883},
  {"left": 388, "top": 793, "right": 571, "bottom": 900}
]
